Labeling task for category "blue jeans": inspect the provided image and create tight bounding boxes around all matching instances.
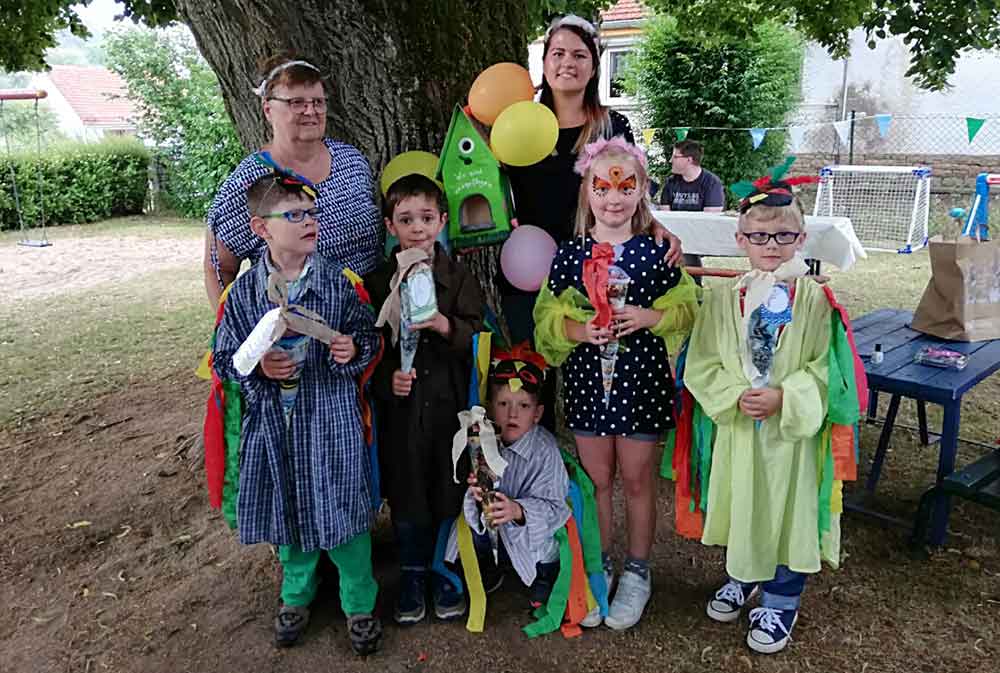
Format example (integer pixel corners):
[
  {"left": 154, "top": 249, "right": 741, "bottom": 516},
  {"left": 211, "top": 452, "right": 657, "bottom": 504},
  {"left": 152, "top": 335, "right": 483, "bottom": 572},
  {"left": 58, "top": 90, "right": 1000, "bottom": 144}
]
[{"left": 731, "top": 565, "right": 807, "bottom": 611}]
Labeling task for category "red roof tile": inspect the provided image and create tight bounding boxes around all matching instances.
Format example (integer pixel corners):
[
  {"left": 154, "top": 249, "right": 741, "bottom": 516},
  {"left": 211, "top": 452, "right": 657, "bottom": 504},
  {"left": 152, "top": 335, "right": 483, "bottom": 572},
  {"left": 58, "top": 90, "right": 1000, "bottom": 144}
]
[
  {"left": 45, "top": 65, "right": 136, "bottom": 126},
  {"left": 600, "top": 0, "right": 648, "bottom": 23}
]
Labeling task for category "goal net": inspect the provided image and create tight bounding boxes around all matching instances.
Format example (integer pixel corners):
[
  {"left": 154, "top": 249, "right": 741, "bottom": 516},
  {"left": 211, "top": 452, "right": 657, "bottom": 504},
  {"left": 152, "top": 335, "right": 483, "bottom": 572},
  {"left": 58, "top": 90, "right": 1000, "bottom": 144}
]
[{"left": 813, "top": 165, "right": 931, "bottom": 253}]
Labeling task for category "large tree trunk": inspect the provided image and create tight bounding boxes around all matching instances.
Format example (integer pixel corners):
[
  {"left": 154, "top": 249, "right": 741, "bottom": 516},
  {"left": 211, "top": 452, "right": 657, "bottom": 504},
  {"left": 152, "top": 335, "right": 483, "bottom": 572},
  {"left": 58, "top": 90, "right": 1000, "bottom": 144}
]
[{"left": 173, "top": 0, "right": 532, "bottom": 169}]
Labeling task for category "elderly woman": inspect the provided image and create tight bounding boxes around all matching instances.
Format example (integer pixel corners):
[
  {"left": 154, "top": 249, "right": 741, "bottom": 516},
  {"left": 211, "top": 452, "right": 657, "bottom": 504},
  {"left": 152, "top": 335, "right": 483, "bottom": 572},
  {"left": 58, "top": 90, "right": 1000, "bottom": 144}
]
[{"left": 203, "top": 55, "right": 382, "bottom": 306}]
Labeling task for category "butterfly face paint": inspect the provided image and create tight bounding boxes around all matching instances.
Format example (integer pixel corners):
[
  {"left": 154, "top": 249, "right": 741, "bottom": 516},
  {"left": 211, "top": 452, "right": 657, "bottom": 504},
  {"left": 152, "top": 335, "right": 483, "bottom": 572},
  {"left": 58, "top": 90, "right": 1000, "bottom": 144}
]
[{"left": 588, "top": 158, "right": 643, "bottom": 231}]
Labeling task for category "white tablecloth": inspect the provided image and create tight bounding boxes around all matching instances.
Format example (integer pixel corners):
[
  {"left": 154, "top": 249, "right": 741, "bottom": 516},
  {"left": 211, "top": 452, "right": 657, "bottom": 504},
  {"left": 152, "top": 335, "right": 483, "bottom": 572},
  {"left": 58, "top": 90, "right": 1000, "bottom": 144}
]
[{"left": 653, "top": 211, "right": 867, "bottom": 270}]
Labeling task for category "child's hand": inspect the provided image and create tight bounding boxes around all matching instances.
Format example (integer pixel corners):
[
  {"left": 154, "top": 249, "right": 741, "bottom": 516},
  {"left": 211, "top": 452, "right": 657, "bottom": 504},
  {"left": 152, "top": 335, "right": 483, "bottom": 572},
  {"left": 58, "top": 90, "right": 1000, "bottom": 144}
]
[
  {"left": 739, "top": 387, "right": 783, "bottom": 420},
  {"left": 486, "top": 493, "right": 524, "bottom": 526},
  {"left": 411, "top": 312, "right": 450, "bottom": 338},
  {"left": 613, "top": 305, "right": 662, "bottom": 337},
  {"left": 467, "top": 472, "right": 485, "bottom": 502},
  {"left": 392, "top": 369, "right": 416, "bottom": 397},
  {"left": 566, "top": 317, "right": 612, "bottom": 345},
  {"left": 330, "top": 335, "right": 357, "bottom": 364},
  {"left": 260, "top": 351, "right": 295, "bottom": 380}
]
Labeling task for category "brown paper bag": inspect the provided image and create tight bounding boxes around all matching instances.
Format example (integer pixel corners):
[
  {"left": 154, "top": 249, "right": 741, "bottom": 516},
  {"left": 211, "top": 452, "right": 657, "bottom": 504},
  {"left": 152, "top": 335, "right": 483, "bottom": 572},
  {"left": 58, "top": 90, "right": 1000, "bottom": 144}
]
[{"left": 911, "top": 235, "right": 1000, "bottom": 341}]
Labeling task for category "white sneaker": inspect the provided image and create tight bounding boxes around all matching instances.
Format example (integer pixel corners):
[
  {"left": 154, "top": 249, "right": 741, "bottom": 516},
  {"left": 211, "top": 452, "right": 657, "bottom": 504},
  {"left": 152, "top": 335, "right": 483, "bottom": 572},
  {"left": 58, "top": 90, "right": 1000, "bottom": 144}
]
[
  {"left": 604, "top": 569, "right": 651, "bottom": 630},
  {"left": 580, "top": 604, "right": 602, "bottom": 628},
  {"left": 707, "top": 580, "right": 759, "bottom": 623}
]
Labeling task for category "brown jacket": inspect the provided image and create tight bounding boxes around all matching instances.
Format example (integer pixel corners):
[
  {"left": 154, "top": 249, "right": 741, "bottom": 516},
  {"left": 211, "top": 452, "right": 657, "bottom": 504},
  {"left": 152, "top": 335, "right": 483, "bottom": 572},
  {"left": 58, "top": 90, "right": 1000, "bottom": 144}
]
[{"left": 364, "top": 244, "right": 484, "bottom": 524}]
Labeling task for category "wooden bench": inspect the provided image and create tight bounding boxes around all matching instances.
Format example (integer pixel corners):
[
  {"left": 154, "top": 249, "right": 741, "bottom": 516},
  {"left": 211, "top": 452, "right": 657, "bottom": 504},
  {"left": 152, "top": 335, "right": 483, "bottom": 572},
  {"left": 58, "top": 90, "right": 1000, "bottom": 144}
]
[{"left": 911, "top": 449, "right": 1000, "bottom": 548}]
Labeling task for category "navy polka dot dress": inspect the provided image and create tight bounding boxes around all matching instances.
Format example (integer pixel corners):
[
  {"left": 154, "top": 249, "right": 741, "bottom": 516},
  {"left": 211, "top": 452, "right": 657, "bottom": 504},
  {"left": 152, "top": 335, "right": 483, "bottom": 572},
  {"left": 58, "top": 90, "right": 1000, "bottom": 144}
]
[
  {"left": 548, "top": 235, "right": 681, "bottom": 437},
  {"left": 206, "top": 138, "right": 382, "bottom": 279}
]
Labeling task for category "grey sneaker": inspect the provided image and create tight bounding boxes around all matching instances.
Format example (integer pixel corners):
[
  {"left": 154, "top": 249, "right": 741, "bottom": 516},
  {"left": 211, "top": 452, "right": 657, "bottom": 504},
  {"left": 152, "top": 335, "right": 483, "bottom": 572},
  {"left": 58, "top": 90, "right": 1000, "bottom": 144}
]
[
  {"left": 273, "top": 604, "right": 309, "bottom": 648},
  {"left": 604, "top": 569, "right": 651, "bottom": 630}
]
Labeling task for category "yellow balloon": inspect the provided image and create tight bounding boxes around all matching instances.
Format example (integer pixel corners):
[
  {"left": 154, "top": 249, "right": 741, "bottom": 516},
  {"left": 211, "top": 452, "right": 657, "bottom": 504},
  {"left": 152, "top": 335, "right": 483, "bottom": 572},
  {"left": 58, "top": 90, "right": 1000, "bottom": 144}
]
[
  {"left": 380, "top": 150, "right": 441, "bottom": 196},
  {"left": 468, "top": 63, "right": 536, "bottom": 126},
  {"left": 490, "top": 102, "right": 559, "bottom": 167}
]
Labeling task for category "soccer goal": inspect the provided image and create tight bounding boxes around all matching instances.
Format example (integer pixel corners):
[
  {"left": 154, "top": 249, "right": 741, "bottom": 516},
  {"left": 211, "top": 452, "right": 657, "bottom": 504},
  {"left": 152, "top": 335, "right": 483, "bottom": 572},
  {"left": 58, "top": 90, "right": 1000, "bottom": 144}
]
[{"left": 813, "top": 165, "right": 931, "bottom": 253}]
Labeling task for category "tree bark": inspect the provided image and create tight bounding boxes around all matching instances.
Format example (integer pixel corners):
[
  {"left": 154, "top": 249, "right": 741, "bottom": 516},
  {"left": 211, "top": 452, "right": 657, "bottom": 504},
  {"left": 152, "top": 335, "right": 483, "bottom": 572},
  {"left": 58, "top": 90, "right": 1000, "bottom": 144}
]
[{"left": 173, "top": 0, "right": 532, "bottom": 170}]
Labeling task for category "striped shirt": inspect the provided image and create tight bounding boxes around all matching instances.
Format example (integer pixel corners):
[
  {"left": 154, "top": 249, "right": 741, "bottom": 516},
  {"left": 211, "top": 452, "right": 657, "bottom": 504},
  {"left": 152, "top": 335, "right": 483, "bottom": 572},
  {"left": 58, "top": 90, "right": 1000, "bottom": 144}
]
[
  {"left": 206, "top": 138, "right": 383, "bottom": 280},
  {"left": 447, "top": 424, "right": 570, "bottom": 586},
  {"left": 212, "top": 253, "right": 379, "bottom": 551}
]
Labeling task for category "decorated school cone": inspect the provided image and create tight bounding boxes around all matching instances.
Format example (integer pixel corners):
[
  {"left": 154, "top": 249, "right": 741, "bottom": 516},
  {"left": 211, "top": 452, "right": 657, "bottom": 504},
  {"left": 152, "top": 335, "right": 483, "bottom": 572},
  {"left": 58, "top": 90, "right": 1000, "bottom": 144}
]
[{"left": 600, "top": 266, "right": 631, "bottom": 406}]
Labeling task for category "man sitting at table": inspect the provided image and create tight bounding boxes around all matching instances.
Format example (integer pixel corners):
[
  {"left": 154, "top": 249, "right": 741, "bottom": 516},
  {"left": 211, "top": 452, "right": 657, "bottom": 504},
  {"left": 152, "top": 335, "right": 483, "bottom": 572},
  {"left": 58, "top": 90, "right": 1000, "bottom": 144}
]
[{"left": 658, "top": 140, "right": 725, "bottom": 281}]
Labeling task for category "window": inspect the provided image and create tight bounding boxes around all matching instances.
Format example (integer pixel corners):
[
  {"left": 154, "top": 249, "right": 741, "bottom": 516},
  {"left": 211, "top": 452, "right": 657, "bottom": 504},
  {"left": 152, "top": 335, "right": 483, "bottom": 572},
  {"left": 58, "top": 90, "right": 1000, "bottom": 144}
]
[{"left": 609, "top": 49, "right": 632, "bottom": 100}]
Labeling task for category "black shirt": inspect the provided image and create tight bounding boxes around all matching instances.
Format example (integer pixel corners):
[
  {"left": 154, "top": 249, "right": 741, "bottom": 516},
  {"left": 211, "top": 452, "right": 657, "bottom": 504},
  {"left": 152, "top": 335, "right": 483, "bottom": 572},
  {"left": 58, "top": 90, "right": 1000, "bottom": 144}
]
[
  {"left": 658, "top": 168, "right": 725, "bottom": 211},
  {"left": 507, "top": 110, "right": 634, "bottom": 246}
]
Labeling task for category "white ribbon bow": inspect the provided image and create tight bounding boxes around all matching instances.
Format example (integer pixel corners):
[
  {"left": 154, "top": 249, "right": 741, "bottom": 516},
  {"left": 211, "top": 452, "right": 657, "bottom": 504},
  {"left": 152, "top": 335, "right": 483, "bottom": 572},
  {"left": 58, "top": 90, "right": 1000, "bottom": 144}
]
[{"left": 451, "top": 406, "right": 507, "bottom": 484}]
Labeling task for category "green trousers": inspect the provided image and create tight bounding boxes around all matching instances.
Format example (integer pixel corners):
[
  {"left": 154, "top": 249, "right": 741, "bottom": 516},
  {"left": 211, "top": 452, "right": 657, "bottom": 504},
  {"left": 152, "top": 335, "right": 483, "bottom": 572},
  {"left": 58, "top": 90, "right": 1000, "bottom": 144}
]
[{"left": 278, "top": 532, "right": 377, "bottom": 615}]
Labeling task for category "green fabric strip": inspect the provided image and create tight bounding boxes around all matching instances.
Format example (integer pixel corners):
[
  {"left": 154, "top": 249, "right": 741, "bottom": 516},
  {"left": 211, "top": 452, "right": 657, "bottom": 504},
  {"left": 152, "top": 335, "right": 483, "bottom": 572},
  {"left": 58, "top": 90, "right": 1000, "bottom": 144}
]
[
  {"left": 694, "top": 403, "right": 714, "bottom": 513},
  {"left": 660, "top": 429, "right": 676, "bottom": 479},
  {"left": 221, "top": 379, "right": 242, "bottom": 529},
  {"left": 817, "top": 424, "right": 834, "bottom": 539},
  {"left": 561, "top": 450, "right": 602, "bottom": 576},
  {"left": 523, "top": 527, "right": 571, "bottom": 638}
]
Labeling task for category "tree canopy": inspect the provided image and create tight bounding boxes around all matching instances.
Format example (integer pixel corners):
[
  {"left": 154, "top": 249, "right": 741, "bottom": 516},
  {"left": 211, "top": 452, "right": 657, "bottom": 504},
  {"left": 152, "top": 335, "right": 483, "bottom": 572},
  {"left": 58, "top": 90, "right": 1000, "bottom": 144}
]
[{"left": 644, "top": 0, "right": 1000, "bottom": 90}]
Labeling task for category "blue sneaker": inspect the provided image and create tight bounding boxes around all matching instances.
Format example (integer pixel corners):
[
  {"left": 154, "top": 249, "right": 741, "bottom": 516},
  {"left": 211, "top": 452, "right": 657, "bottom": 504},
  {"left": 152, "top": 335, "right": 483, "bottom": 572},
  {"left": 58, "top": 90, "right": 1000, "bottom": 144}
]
[
  {"left": 707, "top": 579, "right": 759, "bottom": 623},
  {"left": 746, "top": 606, "right": 798, "bottom": 654},
  {"left": 432, "top": 576, "right": 467, "bottom": 621},
  {"left": 394, "top": 570, "right": 426, "bottom": 625}
]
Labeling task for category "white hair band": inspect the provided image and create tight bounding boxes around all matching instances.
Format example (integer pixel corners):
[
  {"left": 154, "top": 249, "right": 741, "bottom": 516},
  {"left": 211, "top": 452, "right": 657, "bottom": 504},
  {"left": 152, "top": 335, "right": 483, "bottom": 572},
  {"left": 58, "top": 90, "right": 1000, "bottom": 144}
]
[
  {"left": 253, "top": 60, "right": 321, "bottom": 97},
  {"left": 546, "top": 14, "right": 597, "bottom": 38}
]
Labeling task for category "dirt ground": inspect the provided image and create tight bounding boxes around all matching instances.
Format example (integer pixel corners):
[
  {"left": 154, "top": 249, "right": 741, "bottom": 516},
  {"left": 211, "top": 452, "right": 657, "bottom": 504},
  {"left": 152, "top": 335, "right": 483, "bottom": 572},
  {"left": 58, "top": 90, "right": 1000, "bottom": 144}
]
[
  {"left": 2, "top": 372, "right": 999, "bottom": 673},
  {"left": 0, "top": 235, "right": 202, "bottom": 303},
  {"left": 1, "top": 230, "right": 999, "bottom": 673}
]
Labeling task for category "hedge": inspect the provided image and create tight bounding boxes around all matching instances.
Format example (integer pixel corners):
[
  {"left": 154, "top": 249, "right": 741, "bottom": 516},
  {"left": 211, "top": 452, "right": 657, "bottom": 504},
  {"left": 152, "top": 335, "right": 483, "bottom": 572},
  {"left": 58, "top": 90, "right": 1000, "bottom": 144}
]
[{"left": 0, "top": 138, "right": 149, "bottom": 231}]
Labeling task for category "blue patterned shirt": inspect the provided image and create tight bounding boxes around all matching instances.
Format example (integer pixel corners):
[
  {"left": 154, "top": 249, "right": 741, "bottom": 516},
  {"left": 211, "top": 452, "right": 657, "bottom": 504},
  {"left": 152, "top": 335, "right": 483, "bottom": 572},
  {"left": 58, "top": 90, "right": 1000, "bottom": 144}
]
[
  {"left": 207, "top": 138, "right": 383, "bottom": 280},
  {"left": 212, "top": 253, "right": 379, "bottom": 551}
]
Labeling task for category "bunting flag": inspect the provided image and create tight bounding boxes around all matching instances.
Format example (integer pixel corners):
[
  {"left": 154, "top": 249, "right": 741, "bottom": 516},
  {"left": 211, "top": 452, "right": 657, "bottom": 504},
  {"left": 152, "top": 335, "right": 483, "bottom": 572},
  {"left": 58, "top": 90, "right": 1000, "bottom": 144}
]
[
  {"left": 832, "top": 119, "right": 851, "bottom": 146},
  {"left": 642, "top": 128, "right": 656, "bottom": 146},
  {"left": 674, "top": 127, "right": 689, "bottom": 141},
  {"left": 874, "top": 113, "right": 892, "bottom": 138},
  {"left": 787, "top": 125, "right": 807, "bottom": 151},
  {"left": 967, "top": 117, "right": 986, "bottom": 143},
  {"left": 750, "top": 128, "right": 767, "bottom": 150}
]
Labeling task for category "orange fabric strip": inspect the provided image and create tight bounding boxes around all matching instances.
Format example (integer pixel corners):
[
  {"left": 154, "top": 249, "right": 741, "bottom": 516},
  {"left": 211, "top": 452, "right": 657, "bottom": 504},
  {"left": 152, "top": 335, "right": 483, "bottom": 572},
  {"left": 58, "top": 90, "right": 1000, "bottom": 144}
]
[{"left": 560, "top": 516, "right": 587, "bottom": 639}]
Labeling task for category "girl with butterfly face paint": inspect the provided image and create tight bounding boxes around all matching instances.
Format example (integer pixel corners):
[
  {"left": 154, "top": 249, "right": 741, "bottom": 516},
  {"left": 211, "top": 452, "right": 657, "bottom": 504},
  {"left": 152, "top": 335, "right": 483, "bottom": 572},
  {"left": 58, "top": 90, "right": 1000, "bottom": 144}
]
[{"left": 533, "top": 137, "right": 698, "bottom": 630}]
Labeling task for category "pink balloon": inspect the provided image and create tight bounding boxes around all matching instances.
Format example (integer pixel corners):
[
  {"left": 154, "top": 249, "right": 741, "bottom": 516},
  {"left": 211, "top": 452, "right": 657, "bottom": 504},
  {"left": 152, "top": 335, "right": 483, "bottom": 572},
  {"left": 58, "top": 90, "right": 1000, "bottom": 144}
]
[{"left": 500, "top": 225, "right": 558, "bottom": 292}]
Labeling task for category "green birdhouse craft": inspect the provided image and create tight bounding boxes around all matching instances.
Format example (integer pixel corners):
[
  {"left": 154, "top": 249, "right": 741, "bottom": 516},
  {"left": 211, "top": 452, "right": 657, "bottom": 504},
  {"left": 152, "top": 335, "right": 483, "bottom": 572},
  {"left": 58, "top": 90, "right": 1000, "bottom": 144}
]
[{"left": 437, "top": 105, "right": 515, "bottom": 249}]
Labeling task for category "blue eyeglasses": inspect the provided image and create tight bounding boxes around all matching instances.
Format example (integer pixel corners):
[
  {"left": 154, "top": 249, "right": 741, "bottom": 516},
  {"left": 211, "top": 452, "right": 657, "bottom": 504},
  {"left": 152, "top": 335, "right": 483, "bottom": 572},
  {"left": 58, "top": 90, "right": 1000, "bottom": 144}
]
[{"left": 260, "top": 207, "right": 323, "bottom": 223}]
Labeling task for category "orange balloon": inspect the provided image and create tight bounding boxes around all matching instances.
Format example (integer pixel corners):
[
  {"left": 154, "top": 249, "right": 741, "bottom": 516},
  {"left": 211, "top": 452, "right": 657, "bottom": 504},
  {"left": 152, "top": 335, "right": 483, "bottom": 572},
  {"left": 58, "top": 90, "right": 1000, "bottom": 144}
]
[{"left": 468, "top": 63, "right": 536, "bottom": 126}]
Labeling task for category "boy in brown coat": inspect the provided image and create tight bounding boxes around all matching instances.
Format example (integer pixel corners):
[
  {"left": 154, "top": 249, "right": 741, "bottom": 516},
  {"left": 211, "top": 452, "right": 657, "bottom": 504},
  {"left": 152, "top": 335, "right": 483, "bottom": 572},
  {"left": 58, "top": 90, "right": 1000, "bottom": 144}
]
[{"left": 364, "top": 174, "right": 485, "bottom": 625}]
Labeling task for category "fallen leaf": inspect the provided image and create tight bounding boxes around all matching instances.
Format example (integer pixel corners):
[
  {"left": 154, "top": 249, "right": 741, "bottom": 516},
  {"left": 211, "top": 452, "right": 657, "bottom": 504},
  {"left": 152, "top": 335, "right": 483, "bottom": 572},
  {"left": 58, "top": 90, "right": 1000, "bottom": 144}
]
[
  {"left": 102, "top": 592, "right": 118, "bottom": 600},
  {"left": 115, "top": 525, "right": 132, "bottom": 539},
  {"left": 67, "top": 520, "right": 92, "bottom": 529}
]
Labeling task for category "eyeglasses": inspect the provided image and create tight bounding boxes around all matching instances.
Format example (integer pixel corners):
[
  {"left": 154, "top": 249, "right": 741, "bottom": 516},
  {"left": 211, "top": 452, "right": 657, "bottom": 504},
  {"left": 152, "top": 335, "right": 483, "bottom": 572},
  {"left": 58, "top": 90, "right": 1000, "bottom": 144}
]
[
  {"left": 261, "top": 207, "right": 323, "bottom": 223},
  {"left": 267, "top": 96, "right": 327, "bottom": 113},
  {"left": 740, "top": 231, "right": 801, "bottom": 246}
]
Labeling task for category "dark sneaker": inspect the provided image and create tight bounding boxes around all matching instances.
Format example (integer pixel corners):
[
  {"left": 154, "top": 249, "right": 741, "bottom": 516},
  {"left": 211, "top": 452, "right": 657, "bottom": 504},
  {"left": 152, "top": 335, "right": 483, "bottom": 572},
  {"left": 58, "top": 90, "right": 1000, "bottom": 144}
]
[
  {"left": 707, "top": 579, "right": 759, "bottom": 623},
  {"left": 273, "top": 604, "right": 309, "bottom": 648},
  {"left": 432, "top": 576, "right": 467, "bottom": 620},
  {"left": 528, "top": 561, "right": 559, "bottom": 608},
  {"left": 394, "top": 570, "right": 427, "bottom": 625},
  {"left": 746, "top": 607, "right": 798, "bottom": 654},
  {"left": 347, "top": 613, "right": 382, "bottom": 656}
]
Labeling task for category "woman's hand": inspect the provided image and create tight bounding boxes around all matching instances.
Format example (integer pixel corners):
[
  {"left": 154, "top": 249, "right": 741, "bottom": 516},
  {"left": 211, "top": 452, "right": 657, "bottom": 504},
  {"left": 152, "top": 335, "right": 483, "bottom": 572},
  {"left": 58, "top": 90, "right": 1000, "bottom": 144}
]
[
  {"left": 467, "top": 472, "right": 484, "bottom": 502},
  {"left": 392, "top": 369, "right": 415, "bottom": 397},
  {"left": 653, "top": 224, "right": 683, "bottom": 267},
  {"left": 612, "top": 305, "right": 662, "bottom": 337}
]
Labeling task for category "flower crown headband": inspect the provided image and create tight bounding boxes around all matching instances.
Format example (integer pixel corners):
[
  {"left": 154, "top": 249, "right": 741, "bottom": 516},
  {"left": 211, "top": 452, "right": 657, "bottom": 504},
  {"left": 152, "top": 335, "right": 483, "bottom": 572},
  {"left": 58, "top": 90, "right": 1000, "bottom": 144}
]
[
  {"left": 252, "top": 60, "right": 321, "bottom": 97},
  {"left": 573, "top": 135, "right": 648, "bottom": 177}
]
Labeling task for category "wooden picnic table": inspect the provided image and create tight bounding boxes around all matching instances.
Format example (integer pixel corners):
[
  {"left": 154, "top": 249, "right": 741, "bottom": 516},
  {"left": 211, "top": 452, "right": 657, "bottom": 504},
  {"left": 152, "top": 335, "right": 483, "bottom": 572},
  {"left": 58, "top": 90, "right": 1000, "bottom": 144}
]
[{"left": 849, "top": 308, "right": 1000, "bottom": 546}]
